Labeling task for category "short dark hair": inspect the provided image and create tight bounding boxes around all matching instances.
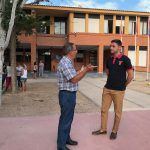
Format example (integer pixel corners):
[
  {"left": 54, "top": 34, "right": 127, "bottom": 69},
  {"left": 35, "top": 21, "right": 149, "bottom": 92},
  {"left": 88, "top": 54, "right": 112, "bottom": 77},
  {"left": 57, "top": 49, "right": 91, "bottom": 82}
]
[
  {"left": 64, "top": 42, "right": 74, "bottom": 55},
  {"left": 111, "top": 39, "right": 122, "bottom": 46}
]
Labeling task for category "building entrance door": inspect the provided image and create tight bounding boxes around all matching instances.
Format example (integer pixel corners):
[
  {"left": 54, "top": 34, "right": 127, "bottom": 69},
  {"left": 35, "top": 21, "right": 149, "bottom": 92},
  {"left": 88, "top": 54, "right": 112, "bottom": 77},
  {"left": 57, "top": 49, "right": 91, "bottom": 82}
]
[{"left": 44, "top": 55, "right": 51, "bottom": 71}]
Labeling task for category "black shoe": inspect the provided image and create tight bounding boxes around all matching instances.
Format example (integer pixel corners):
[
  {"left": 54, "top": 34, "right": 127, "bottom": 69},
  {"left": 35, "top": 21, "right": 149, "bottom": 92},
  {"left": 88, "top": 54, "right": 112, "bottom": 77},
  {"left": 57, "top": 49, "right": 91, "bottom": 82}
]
[
  {"left": 65, "top": 146, "right": 70, "bottom": 150},
  {"left": 110, "top": 132, "right": 117, "bottom": 140},
  {"left": 57, "top": 146, "right": 70, "bottom": 150},
  {"left": 66, "top": 139, "right": 78, "bottom": 146},
  {"left": 92, "top": 130, "right": 107, "bottom": 135}
]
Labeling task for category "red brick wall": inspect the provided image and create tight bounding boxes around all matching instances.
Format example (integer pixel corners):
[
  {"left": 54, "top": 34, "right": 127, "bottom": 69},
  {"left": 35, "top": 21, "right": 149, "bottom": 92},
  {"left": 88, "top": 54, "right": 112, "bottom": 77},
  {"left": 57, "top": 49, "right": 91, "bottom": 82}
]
[{"left": 18, "top": 33, "right": 150, "bottom": 72}]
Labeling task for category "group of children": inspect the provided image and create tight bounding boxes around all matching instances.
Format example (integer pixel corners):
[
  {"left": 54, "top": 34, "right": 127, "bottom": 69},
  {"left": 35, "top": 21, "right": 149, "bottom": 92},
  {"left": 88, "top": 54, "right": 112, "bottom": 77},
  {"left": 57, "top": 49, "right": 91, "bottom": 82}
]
[{"left": 2, "top": 63, "right": 28, "bottom": 92}]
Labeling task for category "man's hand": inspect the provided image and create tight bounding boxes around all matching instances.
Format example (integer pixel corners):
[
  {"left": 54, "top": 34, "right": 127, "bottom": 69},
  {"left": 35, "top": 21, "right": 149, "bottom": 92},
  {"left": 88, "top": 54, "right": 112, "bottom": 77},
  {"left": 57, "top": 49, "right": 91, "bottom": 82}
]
[
  {"left": 125, "top": 69, "right": 134, "bottom": 86},
  {"left": 71, "top": 64, "right": 97, "bottom": 84},
  {"left": 85, "top": 64, "right": 98, "bottom": 72}
]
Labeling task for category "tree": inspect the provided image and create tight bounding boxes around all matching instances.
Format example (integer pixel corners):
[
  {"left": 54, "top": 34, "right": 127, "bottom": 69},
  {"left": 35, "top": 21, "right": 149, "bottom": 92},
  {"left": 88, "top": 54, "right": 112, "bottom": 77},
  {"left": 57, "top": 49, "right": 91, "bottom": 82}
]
[{"left": 0, "top": 0, "right": 51, "bottom": 105}]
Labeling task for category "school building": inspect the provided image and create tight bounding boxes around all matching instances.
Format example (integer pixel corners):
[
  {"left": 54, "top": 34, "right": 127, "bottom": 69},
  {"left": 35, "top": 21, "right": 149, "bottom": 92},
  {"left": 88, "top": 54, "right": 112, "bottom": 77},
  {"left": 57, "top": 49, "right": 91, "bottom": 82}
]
[{"left": 17, "top": 4, "right": 150, "bottom": 73}]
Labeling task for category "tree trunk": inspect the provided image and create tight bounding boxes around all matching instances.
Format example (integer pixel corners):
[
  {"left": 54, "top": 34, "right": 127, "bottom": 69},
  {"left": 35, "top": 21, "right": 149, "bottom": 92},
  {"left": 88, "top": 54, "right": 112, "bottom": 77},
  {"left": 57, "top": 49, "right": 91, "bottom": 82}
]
[{"left": 10, "top": 28, "right": 17, "bottom": 93}]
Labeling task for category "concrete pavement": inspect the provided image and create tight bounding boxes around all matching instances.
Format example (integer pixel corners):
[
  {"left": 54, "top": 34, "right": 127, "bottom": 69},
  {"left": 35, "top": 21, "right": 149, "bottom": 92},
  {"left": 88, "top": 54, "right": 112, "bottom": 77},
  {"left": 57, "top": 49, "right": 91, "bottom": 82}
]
[{"left": 79, "top": 77, "right": 150, "bottom": 111}]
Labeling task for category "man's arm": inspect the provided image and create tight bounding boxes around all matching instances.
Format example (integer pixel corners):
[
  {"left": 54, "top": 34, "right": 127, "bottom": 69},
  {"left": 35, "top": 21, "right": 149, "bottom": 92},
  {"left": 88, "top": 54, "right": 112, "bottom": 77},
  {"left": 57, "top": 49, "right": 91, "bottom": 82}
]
[
  {"left": 71, "top": 64, "right": 95, "bottom": 84},
  {"left": 125, "top": 69, "right": 134, "bottom": 86}
]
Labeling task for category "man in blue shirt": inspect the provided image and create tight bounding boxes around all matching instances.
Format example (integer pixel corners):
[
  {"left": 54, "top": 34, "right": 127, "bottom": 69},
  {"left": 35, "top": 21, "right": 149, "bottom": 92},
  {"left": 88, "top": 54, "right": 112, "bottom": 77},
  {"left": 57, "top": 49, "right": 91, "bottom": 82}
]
[{"left": 57, "top": 42, "right": 96, "bottom": 150}]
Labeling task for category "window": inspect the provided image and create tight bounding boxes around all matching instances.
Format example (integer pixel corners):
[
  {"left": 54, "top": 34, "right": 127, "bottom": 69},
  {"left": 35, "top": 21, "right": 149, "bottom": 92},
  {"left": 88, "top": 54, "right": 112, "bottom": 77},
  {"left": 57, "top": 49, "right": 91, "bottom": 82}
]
[
  {"left": 129, "top": 16, "right": 136, "bottom": 35},
  {"left": 104, "top": 15, "right": 113, "bottom": 34},
  {"left": 88, "top": 14, "right": 100, "bottom": 33},
  {"left": 140, "top": 17, "right": 148, "bottom": 35},
  {"left": 74, "top": 13, "right": 85, "bottom": 32},
  {"left": 139, "top": 46, "right": 147, "bottom": 66},
  {"left": 116, "top": 16, "right": 125, "bottom": 34},
  {"left": 54, "top": 17, "right": 66, "bottom": 34},
  {"left": 37, "top": 16, "right": 50, "bottom": 34},
  {"left": 128, "top": 46, "right": 136, "bottom": 66}
]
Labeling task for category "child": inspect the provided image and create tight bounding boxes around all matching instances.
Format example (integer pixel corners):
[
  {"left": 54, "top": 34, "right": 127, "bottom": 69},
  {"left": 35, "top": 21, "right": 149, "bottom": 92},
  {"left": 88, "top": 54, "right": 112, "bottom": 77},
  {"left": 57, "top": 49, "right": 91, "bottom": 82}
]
[{"left": 21, "top": 64, "right": 28, "bottom": 92}]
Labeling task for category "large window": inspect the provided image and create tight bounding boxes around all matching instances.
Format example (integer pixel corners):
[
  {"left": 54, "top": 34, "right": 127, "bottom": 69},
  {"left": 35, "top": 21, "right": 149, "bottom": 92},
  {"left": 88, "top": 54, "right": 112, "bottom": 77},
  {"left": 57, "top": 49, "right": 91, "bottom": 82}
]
[
  {"left": 88, "top": 14, "right": 100, "bottom": 33},
  {"left": 116, "top": 16, "right": 125, "bottom": 34},
  {"left": 129, "top": 16, "right": 136, "bottom": 35},
  {"left": 140, "top": 17, "right": 148, "bottom": 35},
  {"left": 104, "top": 15, "right": 113, "bottom": 34},
  {"left": 37, "top": 16, "right": 50, "bottom": 34},
  {"left": 139, "top": 46, "right": 147, "bottom": 66},
  {"left": 54, "top": 17, "right": 66, "bottom": 34},
  {"left": 74, "top": 13, "right": 85, "bottom": 32},
  {"left": 128, "top": 46, "right": 136, "bottom": 66}
]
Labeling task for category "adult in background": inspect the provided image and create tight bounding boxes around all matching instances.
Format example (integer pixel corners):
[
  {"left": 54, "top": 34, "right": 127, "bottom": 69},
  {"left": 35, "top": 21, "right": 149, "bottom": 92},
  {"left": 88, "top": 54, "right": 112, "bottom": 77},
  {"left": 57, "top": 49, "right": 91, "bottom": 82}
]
[
  {"left": 6, "top": 62, "right": 11, "bottom": 91},
  {"left": 2, "top": 63, "right": 7, "bottom": 89},
  {"left": 39, "top": 60, "right": 44, "bottom": 77},
  {"left": 33, "top": 62, "right": 38, "bottom": 79},
  {"left": 57, "top": 42, "right": 97, "bottom": 150},
  {"left": 16, "top": 63, "right": 23, "bottom": 89}
]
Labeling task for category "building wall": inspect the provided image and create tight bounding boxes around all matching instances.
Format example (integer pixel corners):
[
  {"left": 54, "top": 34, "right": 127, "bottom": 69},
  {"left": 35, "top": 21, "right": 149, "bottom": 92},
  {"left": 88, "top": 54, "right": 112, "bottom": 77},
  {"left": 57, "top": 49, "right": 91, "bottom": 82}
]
[{"left": 18, "top": 5, "right": 150, "bottom": 73}]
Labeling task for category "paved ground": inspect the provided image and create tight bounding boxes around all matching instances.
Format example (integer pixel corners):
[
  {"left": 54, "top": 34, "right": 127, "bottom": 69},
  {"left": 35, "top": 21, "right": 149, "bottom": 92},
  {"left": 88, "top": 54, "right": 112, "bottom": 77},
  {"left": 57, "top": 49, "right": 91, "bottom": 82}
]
[
  {"left": 0, "top": 111, "right": 150, "bottom": 150},
  {"left": 0, "top": 73, "right": 150, "bottom": 150},
  {"left": 79, "top": 77, "right": 150, "bottom": 111},
  {"left": 0, "top": 79, "right": 99, "bottom": 117}
]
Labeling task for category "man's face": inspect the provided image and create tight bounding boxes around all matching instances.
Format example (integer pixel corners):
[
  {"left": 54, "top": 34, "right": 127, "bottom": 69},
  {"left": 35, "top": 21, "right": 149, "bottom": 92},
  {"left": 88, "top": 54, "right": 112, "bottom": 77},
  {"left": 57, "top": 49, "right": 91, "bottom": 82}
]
[
  {"left": 70, "top": 44, "right": 78, "bottom": 59},
  {"left": 110, "top": 42, "right": 121, "bottom": 54}
]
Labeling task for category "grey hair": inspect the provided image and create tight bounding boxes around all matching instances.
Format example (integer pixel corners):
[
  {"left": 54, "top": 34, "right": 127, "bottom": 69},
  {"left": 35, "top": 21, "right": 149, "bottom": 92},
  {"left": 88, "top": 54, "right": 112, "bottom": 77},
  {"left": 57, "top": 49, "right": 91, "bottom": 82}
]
[{"left": 64, "top": 42, "right": 74, "bottom": 55}]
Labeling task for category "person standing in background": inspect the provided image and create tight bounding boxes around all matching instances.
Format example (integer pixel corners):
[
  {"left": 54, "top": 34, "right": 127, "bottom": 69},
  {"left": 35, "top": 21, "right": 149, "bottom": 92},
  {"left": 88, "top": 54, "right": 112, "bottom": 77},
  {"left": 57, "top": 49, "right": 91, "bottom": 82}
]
[
  {"left": 6, "top": 62, "right": 11, "bottom": 91},
  {"left": 2, "top": 63, "right": 7, "bottom": 89},
  {"left": 21, "top": 64, "right": 28, "bottom": 92},
  {"left": 16, "top": 63, "right": 23, "bottom": 89},
  {"left": 39, "top": 60, "right": 44, "bottom": 77},
  {"left": 33, "top": 62, "right": 38, "bottom": 79}
]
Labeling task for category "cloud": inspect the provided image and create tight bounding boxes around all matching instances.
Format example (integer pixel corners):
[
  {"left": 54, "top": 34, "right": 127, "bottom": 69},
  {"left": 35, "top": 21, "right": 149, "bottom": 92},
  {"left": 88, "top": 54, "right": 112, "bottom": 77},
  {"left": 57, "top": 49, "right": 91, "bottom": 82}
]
[
  {"left": 137, "top": 0, "right": 150, "bottom": 11},
  {"left": 62, "top": 0, "right": 119, "bottom": 9}
]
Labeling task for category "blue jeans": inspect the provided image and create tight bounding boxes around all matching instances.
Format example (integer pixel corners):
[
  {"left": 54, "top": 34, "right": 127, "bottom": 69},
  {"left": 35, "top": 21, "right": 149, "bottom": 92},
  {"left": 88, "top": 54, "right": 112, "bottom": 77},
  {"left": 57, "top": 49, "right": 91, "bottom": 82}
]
[{"left": 57, "top": 90, "right": 76, "bottom": 149}]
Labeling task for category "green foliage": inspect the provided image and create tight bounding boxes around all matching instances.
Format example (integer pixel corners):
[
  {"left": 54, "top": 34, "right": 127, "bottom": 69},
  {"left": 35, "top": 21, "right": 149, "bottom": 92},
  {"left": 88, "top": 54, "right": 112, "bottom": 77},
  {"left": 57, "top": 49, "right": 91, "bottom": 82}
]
[{"left": 1, "top": 0, "right": 50, "bottom": 34}]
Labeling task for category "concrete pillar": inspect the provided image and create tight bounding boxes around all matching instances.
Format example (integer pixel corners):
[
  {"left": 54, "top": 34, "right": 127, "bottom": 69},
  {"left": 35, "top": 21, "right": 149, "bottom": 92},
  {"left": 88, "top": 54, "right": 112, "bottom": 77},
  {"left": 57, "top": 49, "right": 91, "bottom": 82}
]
[
  {"left": 113, "top": 15, "right": 116, "bottom": 34},
  {"left": 137, "top": 16, "right": 140, "bottom": 35},
  {"left": 98, "top": 45, "right": 103, "bottom": 73},
  {"left": 69, "top": 12, "right": 74, "bottom": 33},
  {"left": 125, "top": 16, "right": 129, "bottom": 34},
  {"left": 136, "top": 46, "right": 139, "bottom": 66},
  {"left": 50, "top": 16, "right": 55, "bottom": 34},
  {"left": 85, "top": 14, "right": 89, "bottom": 33},
  {"left": 31, "top": 34, "right": 37, "bottom": 71},
  {"left": 124, "top": 45, "right": 128, "bottom": 56},
  {"left": 100, "top": 14, "right": 104, "bottom": 33}
]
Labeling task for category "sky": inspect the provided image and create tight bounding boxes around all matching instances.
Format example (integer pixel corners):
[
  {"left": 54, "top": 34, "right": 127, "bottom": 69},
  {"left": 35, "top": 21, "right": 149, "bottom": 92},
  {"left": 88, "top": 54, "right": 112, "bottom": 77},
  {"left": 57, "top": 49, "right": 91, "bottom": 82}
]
[{"left": 27, "top": 0, "right": 150, "bottom": 12}]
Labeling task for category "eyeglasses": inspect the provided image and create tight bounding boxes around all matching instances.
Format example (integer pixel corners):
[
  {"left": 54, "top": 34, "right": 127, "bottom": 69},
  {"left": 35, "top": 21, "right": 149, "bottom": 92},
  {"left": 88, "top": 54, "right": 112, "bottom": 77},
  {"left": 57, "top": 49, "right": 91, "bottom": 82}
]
[{"left": 110, "top": 45, "right": 116, "bottom": 48}]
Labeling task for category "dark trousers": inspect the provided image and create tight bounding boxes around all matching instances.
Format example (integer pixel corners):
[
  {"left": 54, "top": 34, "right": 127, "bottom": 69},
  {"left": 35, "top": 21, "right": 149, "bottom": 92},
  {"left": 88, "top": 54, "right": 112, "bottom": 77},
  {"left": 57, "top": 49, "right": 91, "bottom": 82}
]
[
  {"left": 57, "top": 90, "right": 76, "bottom": 149},
  {"left": 2, "top": 74, "right": 7, "bottom": 89},
  {"left": 17, "top": 76, "right": 22, "bottom": 88}
]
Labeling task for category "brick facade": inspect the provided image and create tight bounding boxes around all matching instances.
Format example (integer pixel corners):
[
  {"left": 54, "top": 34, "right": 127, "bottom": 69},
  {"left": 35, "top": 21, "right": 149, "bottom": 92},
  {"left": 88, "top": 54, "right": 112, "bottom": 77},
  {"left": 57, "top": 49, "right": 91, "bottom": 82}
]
[{"left": 17, "top": 5, "right": 150, "bottom": 73}]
